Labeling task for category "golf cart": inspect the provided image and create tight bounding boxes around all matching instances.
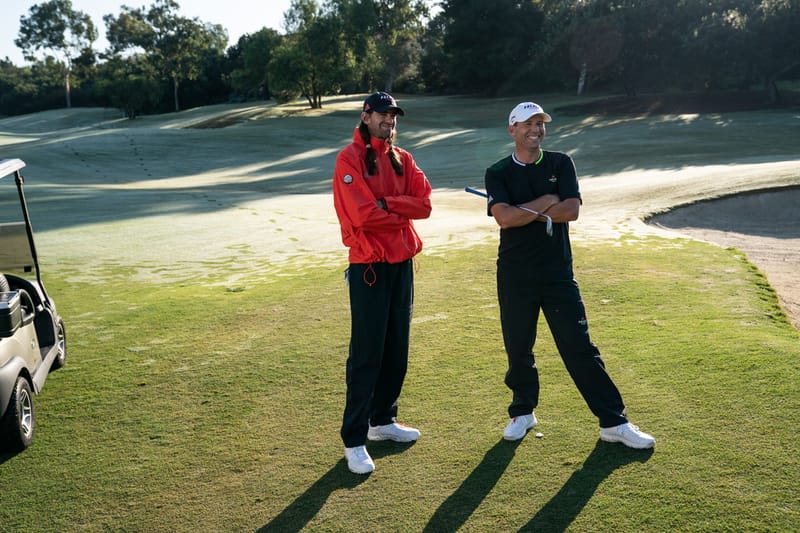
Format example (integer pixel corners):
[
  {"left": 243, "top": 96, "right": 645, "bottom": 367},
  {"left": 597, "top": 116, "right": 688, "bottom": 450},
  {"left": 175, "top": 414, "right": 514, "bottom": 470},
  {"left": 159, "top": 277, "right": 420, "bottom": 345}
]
[{"left": 0, "top": 158, "right": 66, "bottom": 452}]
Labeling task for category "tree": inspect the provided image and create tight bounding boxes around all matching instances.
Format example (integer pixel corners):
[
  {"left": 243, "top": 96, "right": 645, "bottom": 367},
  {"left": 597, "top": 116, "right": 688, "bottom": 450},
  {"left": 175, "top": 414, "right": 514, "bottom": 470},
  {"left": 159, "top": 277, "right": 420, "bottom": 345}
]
[
  {"left": 569, "top": 15, "right": 624, "bottom": 95},
  {"left": 330, "top": 0, "right": 428, "bottom": 92},
  {"left": 747, "top": 0, "right": 800, "bottom": 101},
  {"left": 93, "top": 56, "right": 161, "bottom": 119},
  {"left": 552, "top": 0, "right": 687, "bottom": 97},
  {"left": 326, "top": 0, "right": 380, "bottom": 90},
  {"left": 614, "top": 0, "right": 684, "bottom": 96},
  {"left": 373, "top": 0, "right": 428, "bottom": 92},
  {"left": 688, "top": 0, "right": 800, "bottom": 102},
  {"left": 269, "top": 0, "right": 356, "bottom": 108},
  {"left": 104, "top": 0, "right": 228, "bottom": 112},
  {"left": 15, "top": 0, "right": 97, "bottom": 108},
  {"left": 228, "top": 28, "right": 282, "bottom": 99},
  {"left": 0, "top": 60, "right": 39, "bottom": 116},
  {"left": 418, "top": 10, "right": 448, "bottom": 92},
  {"left": 439, "top": 0, "right": 545, "bottom": 95}
]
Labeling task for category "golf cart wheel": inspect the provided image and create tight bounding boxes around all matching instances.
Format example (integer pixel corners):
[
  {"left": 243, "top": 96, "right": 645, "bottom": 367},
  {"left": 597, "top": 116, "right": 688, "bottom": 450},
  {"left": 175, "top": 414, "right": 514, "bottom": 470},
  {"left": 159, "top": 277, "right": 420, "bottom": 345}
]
[
  {"left": 50, "top": 319, "right": 67, "bottom": 371},
  {"left": 0, "top": 376, "right": 35, "bottom": 452}
]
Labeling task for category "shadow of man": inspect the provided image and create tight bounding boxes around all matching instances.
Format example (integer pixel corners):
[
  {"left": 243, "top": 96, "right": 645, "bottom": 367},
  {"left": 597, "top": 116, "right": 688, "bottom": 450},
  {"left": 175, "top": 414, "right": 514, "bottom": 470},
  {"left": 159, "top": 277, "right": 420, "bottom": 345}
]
[
  {"left": 423, "top": 439, "right": 521, "bottom": 533},
  {"left": 518, "top": 440, "right": 654, "bottom": 532},
  {"left": 257, "top": 441, "right": 414, "bottom": 532}
]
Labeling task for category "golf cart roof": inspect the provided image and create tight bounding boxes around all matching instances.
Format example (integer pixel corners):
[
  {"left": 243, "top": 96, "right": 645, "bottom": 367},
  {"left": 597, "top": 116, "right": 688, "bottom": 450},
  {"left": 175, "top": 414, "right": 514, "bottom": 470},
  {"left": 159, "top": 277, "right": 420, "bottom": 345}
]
[
  {"left": 0, "top": 159, "right": 25, "bottom": 180},
  {"left": 0, "top": 158, "right": 34, "bottom": 273}
]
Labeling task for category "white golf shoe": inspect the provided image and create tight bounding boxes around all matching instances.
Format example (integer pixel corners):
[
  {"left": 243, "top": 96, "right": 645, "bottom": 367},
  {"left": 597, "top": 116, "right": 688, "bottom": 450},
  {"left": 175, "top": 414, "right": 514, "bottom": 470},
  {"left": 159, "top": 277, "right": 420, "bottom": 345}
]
[
  {"left": 503, "top": 413, "right": 538, "bottom": 441},
  {"left": 367, "top": 422, "right": 420, "bottom": 443},
  {"left": 345, "top": 445, "right": 375, "bottom": 474},
  {"left": 599, "top": 422, "right": 656, "bottom": 449}
]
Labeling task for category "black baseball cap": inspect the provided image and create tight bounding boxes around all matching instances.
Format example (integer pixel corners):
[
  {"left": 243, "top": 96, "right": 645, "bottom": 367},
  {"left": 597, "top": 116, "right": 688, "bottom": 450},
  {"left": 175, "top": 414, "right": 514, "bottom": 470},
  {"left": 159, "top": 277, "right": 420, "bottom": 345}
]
[{"left": 362, "top": 92, "right": 405, "bottom": 115}]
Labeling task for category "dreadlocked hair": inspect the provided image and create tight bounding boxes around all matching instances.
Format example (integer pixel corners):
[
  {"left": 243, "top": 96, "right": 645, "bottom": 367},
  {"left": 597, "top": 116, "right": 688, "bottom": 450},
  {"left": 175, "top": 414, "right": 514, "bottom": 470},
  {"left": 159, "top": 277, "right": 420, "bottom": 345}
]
[{"left": 358, "top": 122, "right": 403, "bottom": 176}]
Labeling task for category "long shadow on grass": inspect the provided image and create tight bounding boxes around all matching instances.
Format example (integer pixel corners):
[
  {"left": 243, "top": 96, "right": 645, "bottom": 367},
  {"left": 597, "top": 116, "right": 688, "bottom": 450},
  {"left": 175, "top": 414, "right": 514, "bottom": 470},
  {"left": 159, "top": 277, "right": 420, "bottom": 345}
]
[
  {"left": 517, "top": 441, "right": 654, "bottom": 532},
  {"left": 257, "top": 441, "right": 414, "bottom": 532},
  {"left": 423, "top": 439, "right": 521, "bottom": 532}
]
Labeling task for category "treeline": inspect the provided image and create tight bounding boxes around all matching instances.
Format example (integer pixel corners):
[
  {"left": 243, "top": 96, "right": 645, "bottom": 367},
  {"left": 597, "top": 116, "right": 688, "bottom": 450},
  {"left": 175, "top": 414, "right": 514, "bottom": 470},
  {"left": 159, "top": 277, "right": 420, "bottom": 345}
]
[{"left": 2, "top": 0, "right": 799, "bottom": 118}]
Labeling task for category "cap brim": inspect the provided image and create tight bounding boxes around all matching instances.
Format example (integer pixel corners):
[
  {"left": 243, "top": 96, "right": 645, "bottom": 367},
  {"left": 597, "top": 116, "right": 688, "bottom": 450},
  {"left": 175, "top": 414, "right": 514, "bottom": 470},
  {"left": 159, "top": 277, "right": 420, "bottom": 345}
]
[
  {"left": 510, "top": 112, "right": 552, "bottom": 125},
  {"left": 371, "top": 105, "right": 405, "bottom": 116}
]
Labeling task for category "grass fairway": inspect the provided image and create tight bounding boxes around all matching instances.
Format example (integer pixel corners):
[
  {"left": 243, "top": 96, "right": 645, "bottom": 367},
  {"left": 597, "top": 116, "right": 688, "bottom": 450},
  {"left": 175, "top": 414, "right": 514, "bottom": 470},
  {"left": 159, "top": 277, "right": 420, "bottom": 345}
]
[{"left": 1, "top": 95, "right": 799, "bottom": 531}]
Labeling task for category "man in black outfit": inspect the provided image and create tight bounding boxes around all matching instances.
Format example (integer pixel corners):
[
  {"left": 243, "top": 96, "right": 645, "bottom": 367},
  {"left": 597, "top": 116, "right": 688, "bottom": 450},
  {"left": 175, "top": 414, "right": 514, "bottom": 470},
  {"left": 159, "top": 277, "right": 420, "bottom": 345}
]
[{"left": 484, "top": 101, "right": 655, "bottom": 449}]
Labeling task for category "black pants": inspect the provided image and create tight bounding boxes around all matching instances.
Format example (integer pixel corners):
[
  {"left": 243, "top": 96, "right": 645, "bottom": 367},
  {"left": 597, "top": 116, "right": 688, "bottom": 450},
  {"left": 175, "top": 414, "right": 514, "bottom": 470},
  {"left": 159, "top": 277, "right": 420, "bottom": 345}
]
[
  {"left": 497, "top": 267, "right": 628, "bottom": 428},
  {"left": 341, "top": 260, "right": 414, "bottom": 448}
]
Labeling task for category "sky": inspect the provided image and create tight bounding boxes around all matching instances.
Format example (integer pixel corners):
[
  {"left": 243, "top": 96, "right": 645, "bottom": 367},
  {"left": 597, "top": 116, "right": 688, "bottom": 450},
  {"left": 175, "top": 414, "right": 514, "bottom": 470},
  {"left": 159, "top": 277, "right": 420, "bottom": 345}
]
[{"left": 1, "top": 0, "right": 295, "bottom": 65}]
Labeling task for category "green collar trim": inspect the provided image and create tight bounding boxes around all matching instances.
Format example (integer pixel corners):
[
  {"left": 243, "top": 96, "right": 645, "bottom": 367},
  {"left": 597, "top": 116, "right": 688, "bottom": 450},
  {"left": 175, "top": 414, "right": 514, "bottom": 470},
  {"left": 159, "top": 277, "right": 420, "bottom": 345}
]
[{"left": 511, "top": 150, "right": 545, "bottom": 166}]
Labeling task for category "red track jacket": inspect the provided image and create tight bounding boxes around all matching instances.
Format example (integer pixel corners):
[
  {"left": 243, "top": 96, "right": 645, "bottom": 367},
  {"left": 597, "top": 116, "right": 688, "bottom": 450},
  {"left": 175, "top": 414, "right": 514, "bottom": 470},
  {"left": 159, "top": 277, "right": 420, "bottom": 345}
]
[{"left": 333, "top": 128, "right": 432, "bottom": 264}]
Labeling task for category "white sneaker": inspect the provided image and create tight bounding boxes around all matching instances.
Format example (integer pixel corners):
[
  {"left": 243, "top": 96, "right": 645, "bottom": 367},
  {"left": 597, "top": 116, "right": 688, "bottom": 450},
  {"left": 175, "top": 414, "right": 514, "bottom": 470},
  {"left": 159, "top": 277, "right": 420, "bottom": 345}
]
[
  {"left": 367, "top": 422, "right": 420, "bottom": 443},
  {"left": 344, "top": 445, "right": 375, "bottom": 474},
  {"left": 599, "top": 422, "right": 656, "bottom": 449},
  {"left": 503, "top": 413, "right": 538, "bottom": 441}
]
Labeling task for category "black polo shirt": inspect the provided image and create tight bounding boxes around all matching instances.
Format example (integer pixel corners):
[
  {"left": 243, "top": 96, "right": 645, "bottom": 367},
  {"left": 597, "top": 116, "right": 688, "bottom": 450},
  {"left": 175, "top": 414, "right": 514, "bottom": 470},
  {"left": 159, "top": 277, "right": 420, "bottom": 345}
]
[{"left": 484, "top": 150, "right": 580, "bottom": 277}]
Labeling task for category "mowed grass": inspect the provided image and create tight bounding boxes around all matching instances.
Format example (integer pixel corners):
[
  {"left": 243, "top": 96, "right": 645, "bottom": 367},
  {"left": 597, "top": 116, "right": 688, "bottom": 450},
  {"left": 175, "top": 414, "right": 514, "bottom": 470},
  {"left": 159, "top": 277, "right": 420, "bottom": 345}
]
[
  {"left": 2, "top": 241, "right": 798, "bottom": 531},
  {"left": 1, "top": 96, "right": 799, "bottom": 531}
]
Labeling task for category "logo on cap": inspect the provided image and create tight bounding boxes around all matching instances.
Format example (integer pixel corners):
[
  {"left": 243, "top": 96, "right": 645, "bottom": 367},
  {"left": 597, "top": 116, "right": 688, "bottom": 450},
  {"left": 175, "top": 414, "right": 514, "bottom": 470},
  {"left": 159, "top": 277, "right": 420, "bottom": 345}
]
[
  {"left": 363, "top": 92, "right": 405, "bottom": 115},
  {"left": 509, "top": 101, "right": 552, "bottom": 125}
]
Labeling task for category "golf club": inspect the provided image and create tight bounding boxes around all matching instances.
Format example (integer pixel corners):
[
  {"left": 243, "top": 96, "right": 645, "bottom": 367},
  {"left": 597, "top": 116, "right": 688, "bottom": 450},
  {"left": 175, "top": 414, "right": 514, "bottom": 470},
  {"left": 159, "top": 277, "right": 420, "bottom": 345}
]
[{"left": 464, "top": 186, "right": 553, "bottom": 237}]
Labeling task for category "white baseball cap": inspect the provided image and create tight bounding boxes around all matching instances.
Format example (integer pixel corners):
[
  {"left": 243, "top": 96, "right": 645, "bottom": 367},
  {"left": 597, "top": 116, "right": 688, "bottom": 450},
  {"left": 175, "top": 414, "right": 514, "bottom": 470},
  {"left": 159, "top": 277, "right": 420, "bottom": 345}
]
[{"left": 508, "top": 102, "right": 552, "bottom": 125}]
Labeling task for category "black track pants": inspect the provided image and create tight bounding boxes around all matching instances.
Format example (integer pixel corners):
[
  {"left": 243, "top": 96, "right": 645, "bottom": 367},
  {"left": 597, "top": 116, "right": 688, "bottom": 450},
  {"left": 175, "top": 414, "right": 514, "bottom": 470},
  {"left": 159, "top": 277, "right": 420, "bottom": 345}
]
[
  {"left": 497, "top": 269, "right": 628, "bottom": 428},
  {"left": 341, "top": 260, "right": 413, "bottom": 448}
]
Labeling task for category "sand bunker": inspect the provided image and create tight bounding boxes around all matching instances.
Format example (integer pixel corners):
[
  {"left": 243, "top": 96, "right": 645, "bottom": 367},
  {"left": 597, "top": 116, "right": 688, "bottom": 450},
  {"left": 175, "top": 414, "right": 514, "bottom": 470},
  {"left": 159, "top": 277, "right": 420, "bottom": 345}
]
[{"left": 649, "top": 187, "right": 800, "bottom": 329}]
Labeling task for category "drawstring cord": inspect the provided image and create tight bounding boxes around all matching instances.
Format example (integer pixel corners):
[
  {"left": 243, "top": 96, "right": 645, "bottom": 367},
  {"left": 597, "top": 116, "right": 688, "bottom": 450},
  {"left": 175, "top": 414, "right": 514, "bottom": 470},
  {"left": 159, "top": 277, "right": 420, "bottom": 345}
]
[
  {"left": 365, "top": 259, "right": 417, "bottom": 286},
  {"left": 346, "top": 261, "right": 415, "bottom": 288},
  {"left": 363, "top": 264, "right": 377, "bottom": 286}
]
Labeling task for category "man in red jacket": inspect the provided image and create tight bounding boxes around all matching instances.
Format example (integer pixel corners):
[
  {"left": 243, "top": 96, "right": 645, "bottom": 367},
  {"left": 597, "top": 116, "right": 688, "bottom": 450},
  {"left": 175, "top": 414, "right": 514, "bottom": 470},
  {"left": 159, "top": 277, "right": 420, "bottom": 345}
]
[{"left": 332, "top": 92, "right": 432, "bottom": 474}]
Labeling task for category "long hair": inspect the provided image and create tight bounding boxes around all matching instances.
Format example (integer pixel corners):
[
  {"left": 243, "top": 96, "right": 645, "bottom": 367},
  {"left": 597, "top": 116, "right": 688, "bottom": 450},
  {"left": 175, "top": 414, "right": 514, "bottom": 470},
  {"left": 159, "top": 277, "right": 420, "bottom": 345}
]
[{"left": 358, "top": 122, "right": 403, "bottom": 176}]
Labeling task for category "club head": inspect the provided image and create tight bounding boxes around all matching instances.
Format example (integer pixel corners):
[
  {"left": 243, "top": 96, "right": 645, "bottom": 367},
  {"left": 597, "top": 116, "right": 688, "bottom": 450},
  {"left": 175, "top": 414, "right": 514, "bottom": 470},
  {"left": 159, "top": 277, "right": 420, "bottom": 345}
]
[{"left": 545, "top": 216, "right": 553, "bottom": 237}]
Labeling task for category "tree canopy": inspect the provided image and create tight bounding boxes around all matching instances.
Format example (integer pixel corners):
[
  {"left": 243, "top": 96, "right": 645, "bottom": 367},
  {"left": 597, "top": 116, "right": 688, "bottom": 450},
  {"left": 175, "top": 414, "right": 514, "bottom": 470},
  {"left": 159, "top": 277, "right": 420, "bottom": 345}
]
[
  {"left": 268, "top": 0, "right": 357, "bottom": 108},
  {"left": 104, "top": 0, "right": 227, "bottom": 112},
  {"left": 3, "top": 0, "right": 799, "bottom": 118},
  {"left": 15, "top": 0, "right": 97, "bottom": 108}
]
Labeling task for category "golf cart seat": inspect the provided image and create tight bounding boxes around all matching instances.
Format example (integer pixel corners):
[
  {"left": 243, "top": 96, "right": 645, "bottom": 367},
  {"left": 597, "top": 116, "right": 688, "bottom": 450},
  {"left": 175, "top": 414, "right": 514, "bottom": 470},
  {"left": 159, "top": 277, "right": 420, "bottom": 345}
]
[{"left": 0, "top": 273, "right": 36, "bottom": 337}]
